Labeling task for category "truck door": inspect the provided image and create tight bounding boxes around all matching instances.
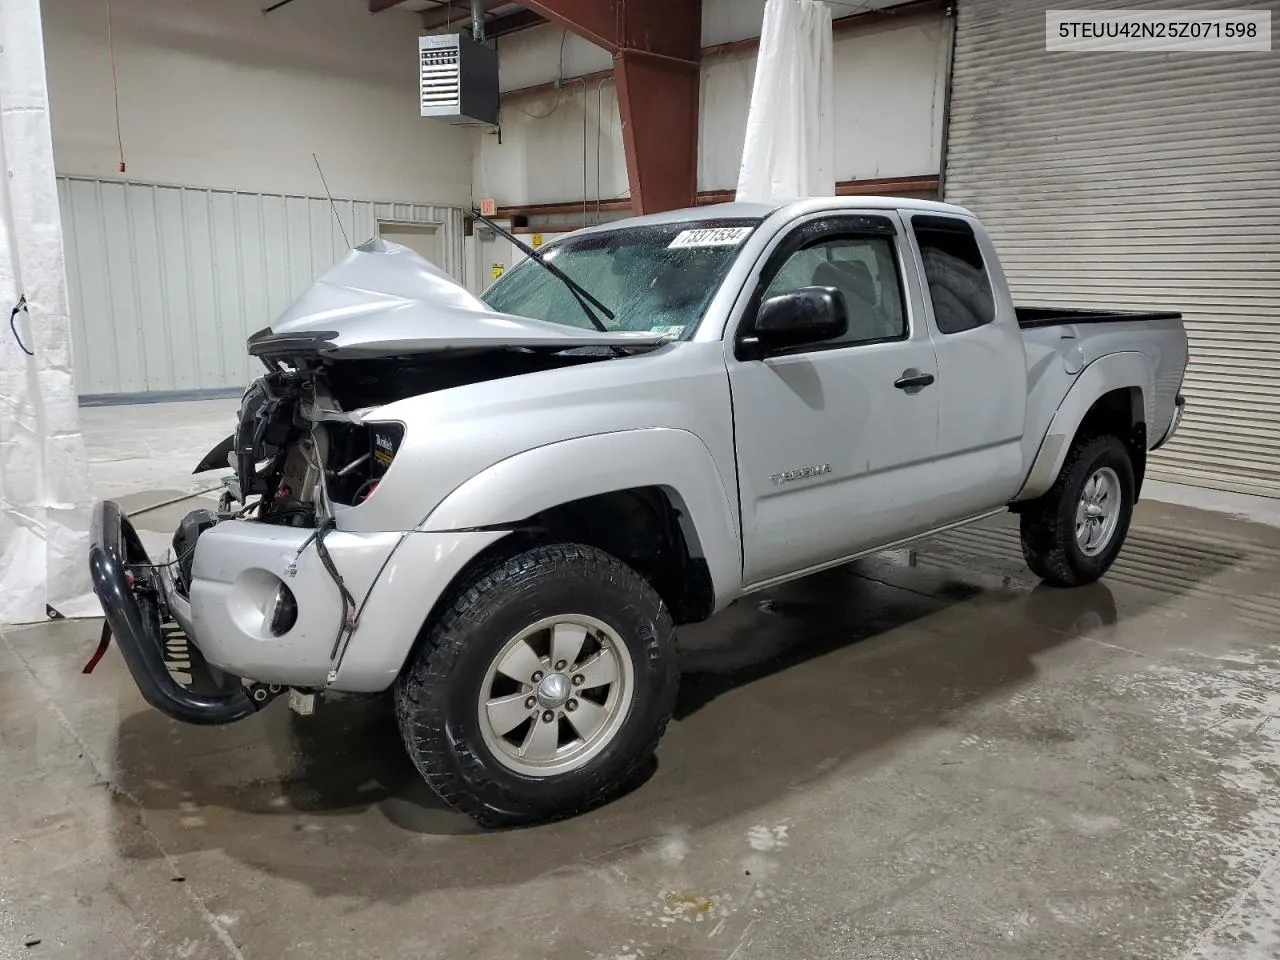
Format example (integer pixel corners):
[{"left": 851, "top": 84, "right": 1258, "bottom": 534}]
[
  {"left": 905, "top": 214, "right": 1028, "bottom": 520},
  {"left": 725, "top": 212, "right": 946, "bottom": 587}
]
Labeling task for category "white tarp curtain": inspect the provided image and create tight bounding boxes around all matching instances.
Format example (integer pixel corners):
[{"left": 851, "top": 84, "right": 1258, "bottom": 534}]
[
  {"left": 736, "top": 0, "right": 836, "bottom": 203},
  {"left": 0, "top": 0, "right": 96, "bottom": 624}
]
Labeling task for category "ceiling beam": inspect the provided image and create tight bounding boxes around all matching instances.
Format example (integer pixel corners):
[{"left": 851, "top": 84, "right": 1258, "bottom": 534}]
[
  {"left": 368, "top": 0, "right": 409, "bottom": 12},
  {"left": 500, "top": 0, "right": 946, "bottom": 102},
  {"left": 487, "top": 8, "right": 548, "bottom": 37},
  {"left": 701, "top": 0, "right": 945, "bottom": 57},
  {"left": 518, "top": 0, "right": 618, "bottom": 52},
  {"left": 419, "top": 0, "right": 500, "bottom": 30},
  {"left": 417, "top": 0, "right": 545, "bottom": 36}
]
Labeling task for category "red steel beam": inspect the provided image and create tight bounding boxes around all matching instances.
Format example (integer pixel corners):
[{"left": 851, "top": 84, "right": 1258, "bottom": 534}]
[
  {"left": 503, "top": 0, "right": 945, "bottom": 101},
  {"left": 614, "top": 51, "right": 699, "bottom": 214},
  {"left": 518, "top": 0, "right": 702, "bottom": 214},
  {"left": 496, "top": 0, "right": 941, "bottom": 213},
  {"left": 612, "top": 0, "right": 702, "bottom": 212},
  {"left": 519, "top": 0, "right": 620, "bottom": 52},
  {"left": 496, "top": 197, "right": 634, "bottom": 218},
  {"left": 701, "top": 0, "right": 944, "bottom": 57},
  {"left": 616, "top": 0, "right": 702, "bottom": 63}
]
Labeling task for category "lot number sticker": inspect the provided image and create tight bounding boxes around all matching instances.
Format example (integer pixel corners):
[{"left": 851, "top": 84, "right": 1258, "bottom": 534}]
[{"left": 668, "top": 226, "right": 753, "bottom": 249}]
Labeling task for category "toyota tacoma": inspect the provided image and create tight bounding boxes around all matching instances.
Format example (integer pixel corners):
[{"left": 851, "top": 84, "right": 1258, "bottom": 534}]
[{"left": 89, "top": 197, "right": 1189, "bottom": 826}]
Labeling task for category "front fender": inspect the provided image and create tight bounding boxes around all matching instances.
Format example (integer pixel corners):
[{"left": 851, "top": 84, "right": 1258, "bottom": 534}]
[
  {"left": 421, "top": 428, "right": 743, "bottom": 609},
  {"left": 1015, "top": 352, "right": 1150, "bottom": 501}
]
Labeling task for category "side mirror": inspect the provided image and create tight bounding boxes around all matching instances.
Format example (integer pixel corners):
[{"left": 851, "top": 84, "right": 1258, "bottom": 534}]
[{"left": 749, "top": 286, "right": 849, "bottom": 356}]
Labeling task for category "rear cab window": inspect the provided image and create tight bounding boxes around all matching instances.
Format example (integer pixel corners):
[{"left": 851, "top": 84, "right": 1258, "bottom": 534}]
[{"left": 911, "top": 215, "right": 996, "bottom": 335}]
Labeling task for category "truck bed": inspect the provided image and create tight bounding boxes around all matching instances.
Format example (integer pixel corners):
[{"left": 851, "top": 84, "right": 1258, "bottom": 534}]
[{"left": 1016, "top": 306, "right": 1182, "bottom": 329}]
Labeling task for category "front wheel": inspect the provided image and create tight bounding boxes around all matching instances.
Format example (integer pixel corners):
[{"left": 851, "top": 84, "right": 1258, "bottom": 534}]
[
  {"left": 395, "top": 543, "right": 679, "bottom": 827},
  {"left": 1020, "top": 434, "right": 1135, "bottom": 587}
]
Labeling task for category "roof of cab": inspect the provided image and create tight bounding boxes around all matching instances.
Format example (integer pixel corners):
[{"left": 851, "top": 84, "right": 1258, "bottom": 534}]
[{"left": 569, "top": 196, "right": 977, "bottom": 237}]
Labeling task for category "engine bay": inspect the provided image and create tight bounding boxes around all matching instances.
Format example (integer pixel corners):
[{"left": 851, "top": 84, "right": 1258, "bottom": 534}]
[{"left": 193, "top": 344, "right": 626, "bottom": 538}]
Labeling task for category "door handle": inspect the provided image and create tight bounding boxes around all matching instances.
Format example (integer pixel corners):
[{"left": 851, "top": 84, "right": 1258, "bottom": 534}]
[{"left": 894, "top": 370, "right": 936, "bottom": 392}]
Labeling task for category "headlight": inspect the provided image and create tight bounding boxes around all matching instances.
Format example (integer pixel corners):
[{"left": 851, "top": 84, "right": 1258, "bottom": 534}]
[{"left": 323, "top": 421, "right": 405, "bottom": 505}]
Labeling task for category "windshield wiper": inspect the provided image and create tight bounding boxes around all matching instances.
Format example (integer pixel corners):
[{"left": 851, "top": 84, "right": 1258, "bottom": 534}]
[{"left": 472, "top": 210, "right": 614, "bottom": 333}]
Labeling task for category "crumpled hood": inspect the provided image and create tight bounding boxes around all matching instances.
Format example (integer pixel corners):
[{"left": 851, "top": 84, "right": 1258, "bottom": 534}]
[{"left": 249, "top": 237, "right": 665, "bottom": 359}]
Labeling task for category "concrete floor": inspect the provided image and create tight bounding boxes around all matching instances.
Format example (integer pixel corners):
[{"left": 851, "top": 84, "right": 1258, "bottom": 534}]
[{"left": 4, "top": 402, "right": 1280, "bottom": 958}]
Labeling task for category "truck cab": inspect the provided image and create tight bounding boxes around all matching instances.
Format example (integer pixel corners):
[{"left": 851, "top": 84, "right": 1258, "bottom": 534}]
[{"left": 707, "top": 201, "right": 1030, "bottom": 586}]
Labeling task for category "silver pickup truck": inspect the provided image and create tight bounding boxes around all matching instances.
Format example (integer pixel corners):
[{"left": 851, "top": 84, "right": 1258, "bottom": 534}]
[{"left": 89, "top": 197, "right": 1188, "bottom": 826}]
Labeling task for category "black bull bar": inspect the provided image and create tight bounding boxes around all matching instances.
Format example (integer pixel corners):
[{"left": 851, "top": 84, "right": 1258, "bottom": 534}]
[{"left": 87, "top": 500, "right": 258, "bottom": 725}]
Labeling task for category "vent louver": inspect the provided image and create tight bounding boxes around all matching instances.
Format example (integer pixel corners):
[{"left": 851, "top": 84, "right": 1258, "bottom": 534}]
[{"left": 420, "top": 43, "right": 461, "bottom": 112}]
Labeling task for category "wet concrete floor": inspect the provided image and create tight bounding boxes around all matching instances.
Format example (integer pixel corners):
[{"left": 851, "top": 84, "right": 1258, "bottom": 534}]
[{"left": 4, "top": 404, "right": 1280, "bottom": 958}]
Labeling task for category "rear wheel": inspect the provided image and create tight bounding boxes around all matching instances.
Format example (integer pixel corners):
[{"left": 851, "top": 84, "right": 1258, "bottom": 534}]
[
  {"left": 1020, "top": 434, "right": 1135, "bottom": 587},
  {"left": 395, "top": 543, "right": 678, "bottom": 827}
]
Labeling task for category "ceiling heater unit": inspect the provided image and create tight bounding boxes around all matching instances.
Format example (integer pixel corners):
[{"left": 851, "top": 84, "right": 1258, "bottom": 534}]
[{"left": 419, "top": 33, "right": 499, "bottom": 127}]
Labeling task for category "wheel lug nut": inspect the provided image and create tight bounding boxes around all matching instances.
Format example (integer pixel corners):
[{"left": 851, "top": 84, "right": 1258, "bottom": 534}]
[
  {"left": 572, "top": 674, "right": 584, "bottom": 686},
  {"left": 525, "top": 696, "right": 536, "bottom": 709},
  {"left": 532, "top": 671, "right": 543, "bottom": 682},
  {"left": 566, "top": 699, "right": 578, "bottom": 712},
  {"left": 554, "top": 660, "right": 567, "bottom": 670},
  {"left": 542, "top": 710, "right": 555, "bottom": 723}
]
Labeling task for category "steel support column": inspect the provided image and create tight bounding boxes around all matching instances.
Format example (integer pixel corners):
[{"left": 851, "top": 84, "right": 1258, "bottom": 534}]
[
  {"left": 520, "top": 0, "right": 702, "bottom": 214},
  {"left": 614, "top": 52, "right": 699, "bottom": 214}
]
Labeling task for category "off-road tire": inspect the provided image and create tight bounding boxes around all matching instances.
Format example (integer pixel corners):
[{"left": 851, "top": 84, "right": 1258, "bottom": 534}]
[
  {"left": 395, "top": 543, "right": 679, "bottom": 828},
  {"left": 1020, "top": 434, "right": 1135, "bottom": 587}
]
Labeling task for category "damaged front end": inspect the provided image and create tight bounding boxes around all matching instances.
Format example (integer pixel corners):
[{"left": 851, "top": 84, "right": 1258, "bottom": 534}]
[
  {"left": 87, "top": 237, "right": 666, "bottom": 724},
  {"left": 200, "top": 365, "right": 407, "bottom": 530},
  {"left": 197, "top": 233, "right": 667, "bottom": 532}
]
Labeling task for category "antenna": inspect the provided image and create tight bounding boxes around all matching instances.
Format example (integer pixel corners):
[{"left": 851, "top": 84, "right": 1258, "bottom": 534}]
[{"left": 312, "top": 153, "right": 351, "bottom": 249}]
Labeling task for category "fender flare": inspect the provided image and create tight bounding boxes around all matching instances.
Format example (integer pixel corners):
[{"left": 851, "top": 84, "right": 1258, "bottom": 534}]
[
  {"left": 420, "top": 428, "right": 743, "bottom": 608},
  {"left": 1015, "top": 352, "right": 1150, "bottom": 501}
]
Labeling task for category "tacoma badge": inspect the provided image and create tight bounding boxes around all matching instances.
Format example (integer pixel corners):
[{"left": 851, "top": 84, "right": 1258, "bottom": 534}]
[{"left": 769, "top": 464, "right": 832, "bottom": 486}]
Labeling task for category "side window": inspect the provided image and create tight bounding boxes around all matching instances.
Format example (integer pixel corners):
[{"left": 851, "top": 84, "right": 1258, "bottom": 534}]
[
  {"left": 761, "top": 234, "right": 907, "bottom": 345},
  {"left": 912, "top": 215, "right": 996, "bottom": 335}
]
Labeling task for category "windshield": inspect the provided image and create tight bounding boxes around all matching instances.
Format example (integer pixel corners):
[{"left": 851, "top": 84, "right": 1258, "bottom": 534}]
[{"left": 481, "top": 218, "right": 761, "bottom": 339}]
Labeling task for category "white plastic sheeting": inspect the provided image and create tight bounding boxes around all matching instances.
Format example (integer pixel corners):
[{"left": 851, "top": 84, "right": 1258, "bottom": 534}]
[
  {"left": 735, "top": 0, "right": 835, "bottom": 203},
  {"left": 0, "top": 0, "right": 95, "bottom": 624}
]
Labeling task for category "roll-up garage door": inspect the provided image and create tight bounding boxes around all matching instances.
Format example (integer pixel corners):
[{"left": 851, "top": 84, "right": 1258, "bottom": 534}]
[{"left": 944, "top": 0, "right": 1280, "bottom": 496}]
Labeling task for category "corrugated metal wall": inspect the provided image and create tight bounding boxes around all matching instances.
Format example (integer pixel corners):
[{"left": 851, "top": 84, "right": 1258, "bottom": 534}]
[
  {"left": 944, "top": 0, "right": 1280, "bottom": 497},
  {"left": 59, "top": 177, "right": 464, "bottom": 398}
]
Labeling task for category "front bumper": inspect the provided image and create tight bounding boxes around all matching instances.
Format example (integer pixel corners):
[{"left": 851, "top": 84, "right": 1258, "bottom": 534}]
[
  {"left": 88, "top": 501, "right": 258, "bottom": 725},
  {"left": 89, "top": 500, "right": 508, "bottom": 718},
  {"left": 183, "top": 519, "right": 404, "bottom": 688}
]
